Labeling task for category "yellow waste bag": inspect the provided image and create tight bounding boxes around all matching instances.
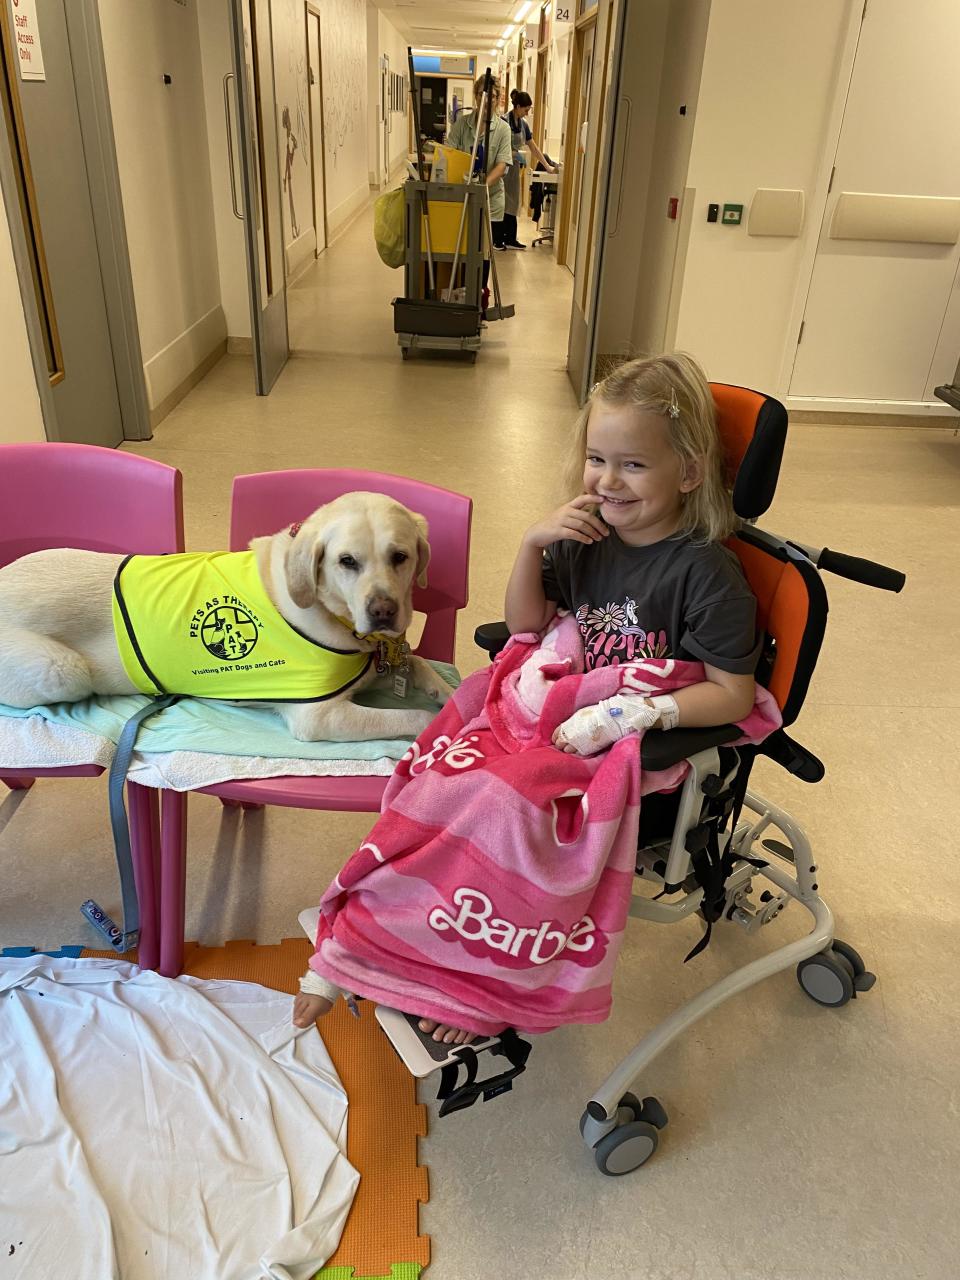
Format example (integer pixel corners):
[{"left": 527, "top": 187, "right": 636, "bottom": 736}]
[{"left": 374, "top": 187, "right": 405, "bottom": 268}]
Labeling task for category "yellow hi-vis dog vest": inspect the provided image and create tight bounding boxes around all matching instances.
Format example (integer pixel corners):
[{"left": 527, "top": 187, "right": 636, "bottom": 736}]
[{"left": 111, "top": 551, "right": 372, "bottom": 701}]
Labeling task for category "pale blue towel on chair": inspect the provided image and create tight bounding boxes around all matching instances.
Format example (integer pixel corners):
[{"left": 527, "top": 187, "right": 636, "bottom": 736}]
[{"left": 0, "top": 661, "right": 459, "bottom": 763}]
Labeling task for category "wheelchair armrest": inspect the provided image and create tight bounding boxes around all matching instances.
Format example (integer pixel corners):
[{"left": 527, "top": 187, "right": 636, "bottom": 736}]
[
  {"left": 474, "top": 621, "right": 511, "bottom": 656},
  {"left": 640, "top": 725, "right": 741, "bottom": 771}
]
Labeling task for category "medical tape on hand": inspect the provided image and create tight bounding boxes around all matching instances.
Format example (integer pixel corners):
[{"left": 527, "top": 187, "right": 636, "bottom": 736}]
[{"left": 557, "top": 694, "right": 660, "bottom": 756}]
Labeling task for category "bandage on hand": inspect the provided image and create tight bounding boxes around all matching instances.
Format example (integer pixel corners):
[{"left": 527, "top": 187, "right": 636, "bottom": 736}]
[{"left": 553, "top": 694, "right": 661, "bottom": 757}]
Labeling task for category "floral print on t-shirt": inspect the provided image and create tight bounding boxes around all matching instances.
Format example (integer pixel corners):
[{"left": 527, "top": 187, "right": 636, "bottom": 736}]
[{"left": 575, "top": 598, "right": 671, "bottom": 669}]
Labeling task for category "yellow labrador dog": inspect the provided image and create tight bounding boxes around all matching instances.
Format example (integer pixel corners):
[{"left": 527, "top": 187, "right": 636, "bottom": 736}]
[{"left": 0, "top": 492, "right": 455, "bottom": 741}]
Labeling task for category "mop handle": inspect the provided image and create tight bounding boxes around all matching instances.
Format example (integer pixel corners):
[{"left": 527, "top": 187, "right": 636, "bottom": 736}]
[
  {"left": 480, "top": 72, "right": 503, "bottom": 302},
  {"left": 445, "top": 67, "right": 491, "bottom": 302},
  {"left": 407, "top": 47, "right": 435, "bottom": 294},
  {"left": 407, "top": 47, "right": 427, "bottom": 181},
  {"left": 482, "top": 68, "right": 494, "bottom": 181},
  {"left": 485, "top": 185, "right": 505, "bottom": 310}
]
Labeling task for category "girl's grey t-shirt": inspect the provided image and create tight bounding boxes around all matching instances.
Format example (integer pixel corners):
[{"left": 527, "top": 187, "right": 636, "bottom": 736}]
[{"left": 542, "top": 530, "right": 760, "bottom": 674}]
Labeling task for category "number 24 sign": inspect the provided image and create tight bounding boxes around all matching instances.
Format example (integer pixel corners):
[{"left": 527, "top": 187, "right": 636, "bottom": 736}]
[{"left": 556, "top": 5, "right": 571, "bottom": 20}]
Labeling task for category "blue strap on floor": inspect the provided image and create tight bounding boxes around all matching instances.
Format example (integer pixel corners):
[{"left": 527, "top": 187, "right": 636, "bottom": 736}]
[{"left": 86, "top": 695, "right": 178, "bottom": 954}]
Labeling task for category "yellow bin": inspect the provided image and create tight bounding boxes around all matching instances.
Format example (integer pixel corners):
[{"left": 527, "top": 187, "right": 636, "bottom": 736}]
[{"left": 418, "top": 146, "right": 482, "bottom": 256}]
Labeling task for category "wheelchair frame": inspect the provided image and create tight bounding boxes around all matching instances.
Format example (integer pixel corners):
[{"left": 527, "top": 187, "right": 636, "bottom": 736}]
[
  {"left": 573, "top": 525, "right": 896, "bottom": 1175},
  {"left": 580, "top": 755, "right": 837, "bottom": 1163}
]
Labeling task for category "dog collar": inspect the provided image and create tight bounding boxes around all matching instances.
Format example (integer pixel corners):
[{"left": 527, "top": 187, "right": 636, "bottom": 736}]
[
  {"left": 374, "top": 635, "right": 411, "bottom": 671},
  {"left": 333, "top": 613, "right": 409, "bottom": 671}
]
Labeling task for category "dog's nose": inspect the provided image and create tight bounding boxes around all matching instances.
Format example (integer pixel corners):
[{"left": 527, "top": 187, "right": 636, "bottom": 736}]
[{"left": 367, "top": 595, "right": 398, "bottom": 628}]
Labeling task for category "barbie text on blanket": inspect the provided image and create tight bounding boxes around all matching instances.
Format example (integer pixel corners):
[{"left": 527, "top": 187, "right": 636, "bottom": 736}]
[{"left": 504, "top": 351, "right": 759, "bottom": 754}]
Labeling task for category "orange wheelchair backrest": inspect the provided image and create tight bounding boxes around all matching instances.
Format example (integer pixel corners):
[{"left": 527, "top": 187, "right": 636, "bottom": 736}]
[
  {"left": 709, "top": 382, "right": 788, "bottom": 521},
  {"left": 730, "top": 528, "right": 828, "bottom": 727}
]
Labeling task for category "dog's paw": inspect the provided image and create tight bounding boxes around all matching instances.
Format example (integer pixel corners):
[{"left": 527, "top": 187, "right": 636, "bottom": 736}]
[{"left": 425, "top": 680, "right": 455, "bottom": 707}]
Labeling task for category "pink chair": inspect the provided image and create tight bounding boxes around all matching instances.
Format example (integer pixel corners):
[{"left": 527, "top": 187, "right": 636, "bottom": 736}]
[
  {"left": 0, "top": 442, "right": 184, "bottom": 968},
  {"left": 156, "top": 469, "right": 472, "bottom": 975}
]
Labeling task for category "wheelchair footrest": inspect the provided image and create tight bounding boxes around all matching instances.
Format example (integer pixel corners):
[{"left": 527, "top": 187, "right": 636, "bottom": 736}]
[{"left": 375, "top": 1007, "right": 532, "bottom": 1116}]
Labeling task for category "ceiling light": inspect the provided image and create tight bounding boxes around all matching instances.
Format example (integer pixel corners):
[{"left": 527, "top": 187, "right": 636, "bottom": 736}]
[
  {"left": 411, "top": 48, "right": 469, "bottom": 58},
  {"left": 513, "top": 1, "right": 535, "bottom": 22},
  {"left": 500, "top": 24, "right": 516, "bottom": 40}
]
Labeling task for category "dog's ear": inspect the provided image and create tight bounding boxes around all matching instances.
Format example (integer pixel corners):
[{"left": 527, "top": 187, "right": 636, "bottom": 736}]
[
  {"left": 285, "top": 524, "right": 324, "bottom": 609},
  {"left": 411, "top": 511, "right": 430, "bottom": 588}
]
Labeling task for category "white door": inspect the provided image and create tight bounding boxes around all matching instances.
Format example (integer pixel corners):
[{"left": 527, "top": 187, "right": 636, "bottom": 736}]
[
  {"left": 789, "top": 0, "right": 960, "bottom": 403},
  {"left": 566, "top": 0, "right": 627, "bottom": 401},
  {"left": 231, "top": 0, "right": 288, "bottom": 394},
  {"left": 447, "top": 78, "right": 474, "bottom": 131},
  {"left": 378, "top": 55, "right": 389, "bottom": 186},
  {"left": 10, "top": 0, "right": 125, "bottom": 445},
  {"left": 307, "top": 10, "right": 326, "bottom": 254},
  {"left": 564, "top": 21, "right": 596, "bottom": 272}
]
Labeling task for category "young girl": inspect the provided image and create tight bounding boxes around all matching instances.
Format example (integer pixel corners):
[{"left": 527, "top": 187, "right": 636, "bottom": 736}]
[
  {"left": 294, "top": 353, "right": 760, "bottom": 1043},
  {"left": 505, "top": 351, "right": 759, "bottom": 754}
]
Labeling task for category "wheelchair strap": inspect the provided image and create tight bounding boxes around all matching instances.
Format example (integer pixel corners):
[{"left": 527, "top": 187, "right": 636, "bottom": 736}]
[
  {"left": 684, "top": 754, "right": 767, "bottom": 964},
  {"left": 88, "top": 694, "right": 179, "bottom": 953},
  {"left": 436, "top": 1027, "right": 533, "bottom": 1117}
]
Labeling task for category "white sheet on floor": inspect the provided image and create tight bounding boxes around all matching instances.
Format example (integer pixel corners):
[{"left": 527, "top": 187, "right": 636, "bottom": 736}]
[{"left": 0, "top": 957, "right": 359, "bottom": 1280}]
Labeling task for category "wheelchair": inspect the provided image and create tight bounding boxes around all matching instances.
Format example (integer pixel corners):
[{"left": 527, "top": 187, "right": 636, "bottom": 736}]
[{"left": 474, "top": 383, "right": 905, "bottom": 1176}]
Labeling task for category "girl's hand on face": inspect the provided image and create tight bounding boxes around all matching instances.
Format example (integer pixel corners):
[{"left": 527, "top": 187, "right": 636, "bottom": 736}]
[{"left": 523, "top": 494, "right": 609, "bottom": 550}]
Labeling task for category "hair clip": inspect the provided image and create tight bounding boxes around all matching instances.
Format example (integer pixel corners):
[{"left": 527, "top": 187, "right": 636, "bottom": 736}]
[{"left": 667, "top": 391, "right": 680, "bottom": 419}]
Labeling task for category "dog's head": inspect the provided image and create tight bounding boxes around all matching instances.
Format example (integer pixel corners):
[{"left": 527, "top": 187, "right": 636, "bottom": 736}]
[{"left": 283, "top": 492, "right": 430, "bottom": 637}]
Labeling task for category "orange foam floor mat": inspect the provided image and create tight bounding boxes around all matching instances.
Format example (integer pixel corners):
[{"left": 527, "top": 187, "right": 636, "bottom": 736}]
[{"left": 82, "top": 938, "right": 429, "bottom": 1278}]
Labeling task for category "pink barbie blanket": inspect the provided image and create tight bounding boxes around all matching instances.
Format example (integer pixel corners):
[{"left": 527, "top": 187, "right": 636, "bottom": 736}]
[{"left": 309, "top": 615, "right": 781, "bottom": 1035}]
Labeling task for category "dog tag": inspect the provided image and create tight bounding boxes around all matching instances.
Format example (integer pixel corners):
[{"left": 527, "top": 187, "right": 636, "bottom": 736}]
[
  {"left": 393, "top": 639, "right": 411, "bottom": 698},
  {"left": 376, "top": 641, "right": 389, "bottom": 675}
]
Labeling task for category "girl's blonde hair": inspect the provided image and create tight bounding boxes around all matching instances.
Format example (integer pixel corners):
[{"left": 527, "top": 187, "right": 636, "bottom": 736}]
[{"left": 566, "top": 352, "right": 737, "bottom": 543}]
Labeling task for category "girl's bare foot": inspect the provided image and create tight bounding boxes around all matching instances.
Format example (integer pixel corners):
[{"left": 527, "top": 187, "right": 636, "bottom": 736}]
[
  {"left": 293, "top": 992, "right": 334, "bottom": 1028},
  {"left": 418, "top": 1018, "right": 478, "bottom": 1046}
]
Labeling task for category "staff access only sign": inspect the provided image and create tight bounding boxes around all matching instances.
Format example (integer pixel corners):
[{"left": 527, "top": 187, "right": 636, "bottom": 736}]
[{"left": 9, "top": 0, "right": 45, "bottom": 82}]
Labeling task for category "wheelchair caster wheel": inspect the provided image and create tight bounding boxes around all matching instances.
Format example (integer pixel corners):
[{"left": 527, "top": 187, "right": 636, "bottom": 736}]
[
  {"left": 831, "top": 938, "right": 877, "bottom": 993},
  {"left": 797, "top": 951, "right": 855, "bottom": 1006},
  {"left": 637, "top": 1095, "right": 669, "bottom": 1130},
  {"left": 594, "top": 1120, "right": 659, "bottom": 1176},
  {"left": 579, "top": 1092, "right": 668, "bottom": 1147},
  {"left": 580, "top": 1091, "right": 638, "bottom": 1140}
]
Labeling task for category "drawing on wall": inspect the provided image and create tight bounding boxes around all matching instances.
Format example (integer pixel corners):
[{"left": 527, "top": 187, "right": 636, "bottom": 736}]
[
  {"left": 276, "top": 0, "right": 311, "bottom": 249},
  {"left": 321, "top": 0, "right": 365, "bottom": 167},
  {"left": 281, "top": 105, "right": 299, "bottom": 239}
]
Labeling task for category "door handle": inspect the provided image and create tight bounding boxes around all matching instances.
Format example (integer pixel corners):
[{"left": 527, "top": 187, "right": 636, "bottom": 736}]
[
  {"left": 607, "top": 95, "right": 631, "bottom": 238},
  {"left": 223, "top": 72, "right": 243, "bottom": 221}
]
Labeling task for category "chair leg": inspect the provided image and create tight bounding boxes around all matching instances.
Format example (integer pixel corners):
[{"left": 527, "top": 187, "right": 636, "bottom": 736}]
[
  {"left": 1, "top": 776, "right": 35, "bottom": 792},
  {"left": 159, "top": 790, "right": 188, "bottom": 978},
  {"left": 127, "top": 782, "right": 160, "bottom": 971},
  {"left": 220, "top": 796, "right": 264, "bottom": 812}
]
